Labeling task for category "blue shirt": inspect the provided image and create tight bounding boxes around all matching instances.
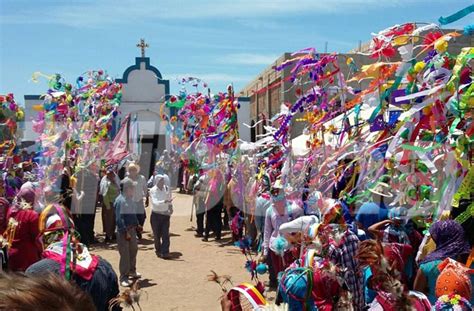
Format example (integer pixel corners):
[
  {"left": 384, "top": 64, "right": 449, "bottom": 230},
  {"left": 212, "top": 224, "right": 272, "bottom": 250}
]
[
  {"left": 355, "top": 202, "right": 388, "bottom": 230},
  {"left": 363, "top": 266, "right": 377, "bottom": 304},
  {"left": 114, "top": 194, "right": 139, "bottom": 233}
]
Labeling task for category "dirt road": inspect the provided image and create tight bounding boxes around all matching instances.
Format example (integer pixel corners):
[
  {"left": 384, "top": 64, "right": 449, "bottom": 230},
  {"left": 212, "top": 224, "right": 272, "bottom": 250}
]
[{"left": 91, "top": 191, "right": 271, "bottom": 310}]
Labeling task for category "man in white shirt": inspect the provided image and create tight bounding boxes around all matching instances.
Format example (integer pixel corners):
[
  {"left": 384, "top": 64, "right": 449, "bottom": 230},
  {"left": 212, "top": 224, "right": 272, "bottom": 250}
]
[{"left": 149, "top": 174, "right": 173, "bottom": 259}]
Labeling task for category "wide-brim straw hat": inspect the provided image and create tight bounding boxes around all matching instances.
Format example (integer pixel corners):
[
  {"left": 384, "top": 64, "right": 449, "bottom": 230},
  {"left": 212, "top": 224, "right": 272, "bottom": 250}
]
[
  {"left": 368, "top": 181, "right": 394, "bottom": 198},
  {"left": 127, "top": 162, "right": 140, "bottom": 173}
]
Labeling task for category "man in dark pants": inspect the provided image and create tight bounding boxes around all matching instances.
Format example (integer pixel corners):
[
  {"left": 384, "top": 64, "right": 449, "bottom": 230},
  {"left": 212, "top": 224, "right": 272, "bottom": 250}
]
[
  {"left": 193, "top": 173, "right": 207, "bottom": 237},
  {"left": 149, "top": 175, "right": 173, "bottom": 258},
  {"left": 58, "top": 165, "right": 72, "bottom": 210},
  {"left": 203, "top": 198, "right": 223, "bottom": 241},
  {"left": 73, "top": 165, "right": 99, "bottom": 246},
  {"left": 266, "top": 252, "right": 278, "bottom": 289},
  {"left": 177, "top": 159, "right": 185, "bottom": 193},
  {"left": 195, "top": 197, "right": 205, "bottom": 237}
]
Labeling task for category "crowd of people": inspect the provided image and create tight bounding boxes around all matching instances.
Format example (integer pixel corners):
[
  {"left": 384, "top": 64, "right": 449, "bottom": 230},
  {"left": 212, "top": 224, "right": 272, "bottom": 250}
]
[
  {"left": 139, "top": 140, "right": 473, "bottom": 311},
  {"left": 2, "top": 150, "right": 473, "bottom": 311},
  {"left": 206, "top": 149, "right": 474, "bottom": 310},
  {"left": 0, "top": 157, "right": 121, "bottom": 310},
  {"left": 163, "top": 142, "right": 474, "bottom": 311},
  {"left": 1, "top": 140, "right": 473, "bottom": 311},
  {"left": 0, "top": 149, "right": 180, "bottom": 310},
  {"left": 1, "top": 8, "right": 473, "bottom": 310},
  {"left": 137, "top": 144, "right": 474, "bottom": 311}
]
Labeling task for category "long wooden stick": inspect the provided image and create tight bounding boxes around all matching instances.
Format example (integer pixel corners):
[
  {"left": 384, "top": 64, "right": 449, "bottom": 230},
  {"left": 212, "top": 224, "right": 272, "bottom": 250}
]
[{"left": 190, "top": 193, "right": 195, "bottom": 222}]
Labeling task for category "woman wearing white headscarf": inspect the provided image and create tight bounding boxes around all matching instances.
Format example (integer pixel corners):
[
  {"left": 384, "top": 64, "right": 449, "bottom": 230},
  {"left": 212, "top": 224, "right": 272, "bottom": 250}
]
[{"left": 149, "top": 174, "right": 173, "bottom": 259}]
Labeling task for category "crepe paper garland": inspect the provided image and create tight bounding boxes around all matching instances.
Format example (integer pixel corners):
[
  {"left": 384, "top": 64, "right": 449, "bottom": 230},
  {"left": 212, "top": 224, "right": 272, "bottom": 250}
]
[
  {"left": 166, "top": 95, "right": 186, "bottom": 109},
  {"left": 464, "top": 24, "right": 474, "bottom": 35},
  {"left": 438, "top": 4, "right": 474, "bottom": 25},
  {"left": 30, "top": 70, "right": 123, "bottom": 194},
  {"left": 454, "top": 202, "right": 474, "bottom": 224},
  {"left": 168, "top": 20, "right": 474, "bottom": 237},
  {"left": 0, "top": 94, "right": 25, "bottom": 158},
  {"left": 165, "top": 86, "right": 239, "bottom": 165},
  {"left": 178, "top": 76, "right": 208, "bottom": 89},
  {"left": 451, "top": 166, "right": 474, "bottom": 208}
]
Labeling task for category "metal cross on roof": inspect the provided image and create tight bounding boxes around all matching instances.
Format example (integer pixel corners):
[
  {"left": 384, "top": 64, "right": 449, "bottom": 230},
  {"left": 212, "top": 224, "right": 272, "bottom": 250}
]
[{"left": 136, "top": 38, "right": 149, "bottom": 57}]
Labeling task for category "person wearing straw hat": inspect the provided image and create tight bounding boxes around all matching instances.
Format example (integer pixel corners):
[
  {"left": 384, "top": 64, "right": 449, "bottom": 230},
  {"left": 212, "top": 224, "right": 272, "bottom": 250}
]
[
  {"left": 355, "top": 185, "right": 389, "bottom": 239},
  {"left": 260, "top": 180, "right": 303, "bottom": 289},
  {"left": 114, "top": 177, "right": 142, "bottom": 287},
  {"left": 58, "top": 164, "right": 73, "bottom": 211},
  {"left": 202, "top": 167, "right": 226, "bottom": 242}
]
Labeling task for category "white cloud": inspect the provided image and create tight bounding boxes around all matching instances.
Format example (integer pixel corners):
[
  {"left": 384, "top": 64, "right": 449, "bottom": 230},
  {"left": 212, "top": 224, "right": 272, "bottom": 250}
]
[
  {"left": 1, "top": 0, "right": 438, "bottom": 27},
  {"left": 217, "top": 53, "right": 280, "bottom": 66}
]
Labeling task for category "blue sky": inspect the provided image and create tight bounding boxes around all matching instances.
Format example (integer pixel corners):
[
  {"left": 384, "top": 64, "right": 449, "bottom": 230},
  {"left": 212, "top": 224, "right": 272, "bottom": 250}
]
[{"left": 1, "top": 0, "right": 472, "bottom": 104}]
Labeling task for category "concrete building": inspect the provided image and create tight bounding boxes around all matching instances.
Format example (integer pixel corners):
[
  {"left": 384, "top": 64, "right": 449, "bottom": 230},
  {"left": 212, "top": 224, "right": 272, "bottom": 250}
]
[
  {"left": 236, "top": 97, "right": 251, "bottom": 142},
  {"left": 239, "top": 52, "right": 373, "bottom": 140},
  {"left": 115, "top": 55, "right": 170, "bottom": 177},
  {"left": 22, "top": 39, "right": 253, "bottom": 177},
  {"left": 24, "top": 41, "right": 171, "bottom": 178}
]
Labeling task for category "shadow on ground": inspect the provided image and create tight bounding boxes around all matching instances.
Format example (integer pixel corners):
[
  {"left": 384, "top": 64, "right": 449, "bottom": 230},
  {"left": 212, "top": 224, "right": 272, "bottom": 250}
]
[
  {"left": 137, "top": 237, "right": 154, "bottom": 246},
  {"left": 139, "top": 278, "right": 158, "bottom": 289},
  {"left": 167, "top": 251, "right": 183, "bottom": 261},
  {"left": 216, "top": 237, "right": 234, "bottom": 247}
]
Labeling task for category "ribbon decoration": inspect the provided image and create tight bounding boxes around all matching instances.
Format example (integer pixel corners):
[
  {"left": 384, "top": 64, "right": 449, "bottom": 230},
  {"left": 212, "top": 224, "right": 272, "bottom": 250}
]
[{"left": 438, "top": 4, "right": 474, "bottom": 25}]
